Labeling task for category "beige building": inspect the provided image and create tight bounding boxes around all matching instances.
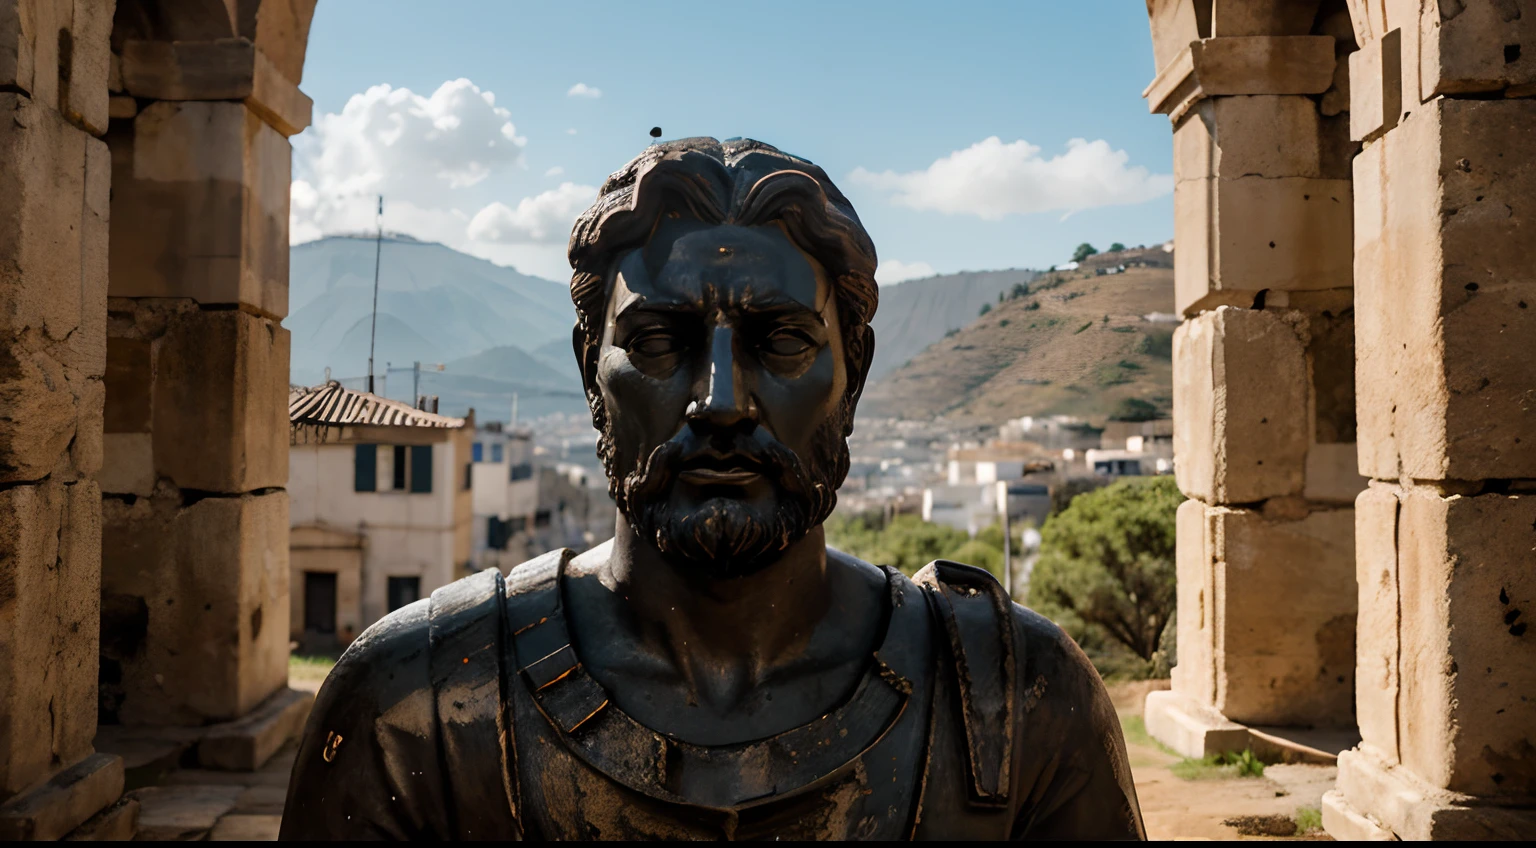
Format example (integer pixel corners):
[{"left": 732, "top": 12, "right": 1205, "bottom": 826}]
[{"left": 287, "top": 382, "right": 474, "bottom": 652}]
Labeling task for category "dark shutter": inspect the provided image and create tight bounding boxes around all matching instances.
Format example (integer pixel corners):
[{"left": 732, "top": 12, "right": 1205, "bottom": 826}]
[
  {"left": 410, "top": 445, "right": 434, "bottom": 493},
  {"left": 354, "top": 444, "right": 376, "bottom": 491},
  {"left": 393, "top": 445, "right": 408, "bottom": 490}
]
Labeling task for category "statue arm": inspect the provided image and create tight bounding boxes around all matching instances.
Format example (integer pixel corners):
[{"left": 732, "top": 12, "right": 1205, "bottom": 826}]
[
  {"left": 1006, "top": 607, "right": 1146, "bottom": 841},
  {"left": 279, "top": 600, "right": 453, "bottom": 840}
]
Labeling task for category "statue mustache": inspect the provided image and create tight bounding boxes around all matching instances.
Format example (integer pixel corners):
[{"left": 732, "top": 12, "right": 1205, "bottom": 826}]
[{"left": 623, "top": 427, "right": 812, "bottom": 506}]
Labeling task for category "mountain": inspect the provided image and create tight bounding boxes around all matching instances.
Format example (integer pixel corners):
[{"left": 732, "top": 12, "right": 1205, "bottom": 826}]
[
  {"left": 286, "top": 235, "right": 576, "bottom": 386},
  {"left": 869, "top": 269, "right": 1039, "bottom": 382},
  {"left": 861, "top": 250, "right": 1176, "bottom": 425}
]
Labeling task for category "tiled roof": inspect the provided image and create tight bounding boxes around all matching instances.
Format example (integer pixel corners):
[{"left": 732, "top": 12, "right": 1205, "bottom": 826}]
[{"left": 288, "top": 381, "right": 465, "bottom": 429}]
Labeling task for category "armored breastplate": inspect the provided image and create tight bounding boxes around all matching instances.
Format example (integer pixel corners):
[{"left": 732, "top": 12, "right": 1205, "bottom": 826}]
[{"left": 499, "top": 551, "right": 938, "bottom": 841}]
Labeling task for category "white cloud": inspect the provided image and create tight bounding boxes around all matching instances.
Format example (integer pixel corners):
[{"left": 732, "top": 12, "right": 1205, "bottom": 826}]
[
  {"left": 876, "top": 259, "right": 936, "bottom": 285},
  {"left": 849, "top": 137, "right": 1172, "bottom": 220},
  {"left": 566, "top": 83, "right": 602, "bottom": 99},
  {"left": 544, "top": 166, "right": 565, "bottom": 177},
  {"left": 467, "top": 182, "right": 598, "bottom": 245},
  {"left": 566, "top": 128, "right": 578, "bottom": 135}
]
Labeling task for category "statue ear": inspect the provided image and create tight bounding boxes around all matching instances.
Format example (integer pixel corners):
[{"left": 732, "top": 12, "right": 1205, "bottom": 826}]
[{"left": 844, "top": 324, "right": 876, "bottom": 415}]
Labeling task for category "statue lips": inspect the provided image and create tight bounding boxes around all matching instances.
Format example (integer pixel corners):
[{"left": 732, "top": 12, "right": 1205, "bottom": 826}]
[{"left": 676, "top": 453, "right": 766, "bottom": 487}]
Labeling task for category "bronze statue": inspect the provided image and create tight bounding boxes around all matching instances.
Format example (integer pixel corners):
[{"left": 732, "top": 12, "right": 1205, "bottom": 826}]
[{"left": 280, "top": 138, "right": 1144, "bottom": 841}]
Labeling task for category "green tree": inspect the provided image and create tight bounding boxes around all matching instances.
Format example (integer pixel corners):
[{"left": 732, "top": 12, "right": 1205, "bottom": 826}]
[
  {"left": 1109, "top": 397, "right": 1160, "bottom": 422},
  {"left": 1109, "top": 242, "right": 1126, "bottom": 252},
  {"left": 1071, "top": 242, "right": 1098, "bottom": 263},
  {"left": 1029, "top": 477, "right": 1180, "bottom": 662},
  {"left": 978, "top": 302, "right": 992, "bottom": 316},
  {"left": 1009, "top": 282, "right": 1029, "bottom": 300}
]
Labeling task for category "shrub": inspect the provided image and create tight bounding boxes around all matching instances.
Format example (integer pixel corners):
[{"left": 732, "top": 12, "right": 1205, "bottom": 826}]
[
  {"left": 1072, "top": 242, "right": 1099, "bottom": 263},
  {"left": 1109, "top": 242, "right": 1126, "bottom": 252},
  {"left": 1109, "top": 397, "right": 1160, "bottom": 421},
  {"left": 1024, "top": 300, "right": 1040, "bottom": 311},
  {"left": 979, "top": 302, "right": 992, "bottom": 316},
  {"left": 1029, "top": 477, "right": 1180, "bottom": 664},
  {"left": 1073, "top": 321, "right": 1094, "bottom": 334}
]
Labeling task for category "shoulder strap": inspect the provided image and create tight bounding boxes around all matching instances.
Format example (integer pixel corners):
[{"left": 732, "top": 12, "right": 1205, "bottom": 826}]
[
  {"left": 911, "top": 559, "right": 1017, "bottom": 808},
  {"left": 428, "top": 567, "right": 521, "bottom": 840}
]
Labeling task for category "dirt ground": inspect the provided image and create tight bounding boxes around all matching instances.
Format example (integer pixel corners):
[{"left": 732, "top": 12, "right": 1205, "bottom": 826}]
[{"left": 1109, "top": 680, "right": 1335, "bottom": 841}]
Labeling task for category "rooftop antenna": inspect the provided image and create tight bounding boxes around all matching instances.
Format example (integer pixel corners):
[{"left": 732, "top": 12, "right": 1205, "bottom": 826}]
[
  {"left": 648, "top": 126, "right": 662, "bottom": 146},
  {"left": 366, "top": 194, "right": 383, "bottom": 393}
]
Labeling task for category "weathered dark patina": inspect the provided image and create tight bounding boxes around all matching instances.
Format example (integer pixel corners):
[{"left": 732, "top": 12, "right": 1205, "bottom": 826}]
[{"left": 280, "top": 138, "right": 1145, "bottom": 841}]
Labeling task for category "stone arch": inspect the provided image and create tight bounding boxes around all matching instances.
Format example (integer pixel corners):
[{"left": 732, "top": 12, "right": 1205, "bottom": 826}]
[
  {"left": 1141, "top": 0, "right": 1536, "bottom": 840},
  {"left": 0, "top": 0, "right": 314, "bottom": 838}
]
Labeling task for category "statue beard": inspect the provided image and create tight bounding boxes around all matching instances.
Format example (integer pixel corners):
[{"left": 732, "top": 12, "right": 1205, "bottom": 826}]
[{"left": 603, "top": 415, "right": 849, "bottom": 580}]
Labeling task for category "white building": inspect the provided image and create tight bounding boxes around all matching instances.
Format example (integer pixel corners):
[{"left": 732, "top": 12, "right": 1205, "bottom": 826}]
[
  {"left": 469, "top": 422, "right": 540, "bottom": 571},
  {"left": 287, "top": 382, "right": 474, "bottom": 651}
]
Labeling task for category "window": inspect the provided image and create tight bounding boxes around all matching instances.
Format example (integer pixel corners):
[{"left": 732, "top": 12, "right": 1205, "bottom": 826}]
[
  {"left": 491, "top": 443, "right": 504, "bottom": 463},
  {"left": 357, "top": 445, "right": 434, "bottom": 493},
  {"left": 472, "top": 442, "right": 484, "bottom": 462},
  {"left": 509, "top": 462, "right": 533, "bottom": 482},
  {"left": 387, "top": 576, "right": 421, "bottom": 612},
  {"left": 353, "top": 445, "right": 376, "bottom": 492},
  {"left": 464, "top": 461, "right": 473, "bottom": 491},
  {"left": 487, "top": 516, "right": 510, "bottom": 550}
]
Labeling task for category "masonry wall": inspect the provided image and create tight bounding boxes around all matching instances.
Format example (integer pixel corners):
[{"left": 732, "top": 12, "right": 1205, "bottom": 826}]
[
  {"left": 0, "top": 0, "right": 125, "bottom": 835},
  {"left": 98, "top": 8, "right": 313, "bottom": 726}
]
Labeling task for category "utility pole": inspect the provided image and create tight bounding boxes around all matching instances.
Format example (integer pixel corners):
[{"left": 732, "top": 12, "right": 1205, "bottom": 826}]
[
  {"left": 366, "top": 194, "right": 383, "bottom": 393},
  {"left": 412, "top": 361, "right": 421, "bottom": 408},
  {"left": 510, "top": 392, "right": 518, "bottom": 429}
]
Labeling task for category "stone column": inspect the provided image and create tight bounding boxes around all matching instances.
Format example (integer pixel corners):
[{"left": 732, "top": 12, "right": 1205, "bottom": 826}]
[
  {"left": 1322, "top": 6, "right": 1536, "bottom": 839},
  {"left": 1140, "top": 1, "right": 1367, "bottom": 760},
  {"left": 0, "top": 0, "right": 133, "bottom": 840},
  {"left": 97, "top": 35, "right": 310, "bottom": 767}
]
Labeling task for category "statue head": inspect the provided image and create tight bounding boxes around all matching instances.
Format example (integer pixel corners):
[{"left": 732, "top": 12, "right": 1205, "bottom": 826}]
[{"left": 568, "top": 137, "right": 879, "bottom": 578}]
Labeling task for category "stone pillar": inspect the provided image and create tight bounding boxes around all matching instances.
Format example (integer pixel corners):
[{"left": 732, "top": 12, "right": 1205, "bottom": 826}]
[
  {"left": 1140, "top": 1, "right": 1367, "bottom": 760},
  {"left": 97, "top": 33, "right": 310, "bottom": 763},
  {"left": 0, "top": 0, "right": 133, "bottom": 839},
  {"left": 1322, "top": 6, "right": 1536, "bottom": 839}
]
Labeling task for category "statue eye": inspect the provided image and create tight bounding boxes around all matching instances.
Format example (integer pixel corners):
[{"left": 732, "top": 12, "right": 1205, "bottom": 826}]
[
  {"left": 763, "top": 330, "right": 813, "bottom": 357},
  {"left": 630, "top": 332, "right": 681, "bottom": 357}
]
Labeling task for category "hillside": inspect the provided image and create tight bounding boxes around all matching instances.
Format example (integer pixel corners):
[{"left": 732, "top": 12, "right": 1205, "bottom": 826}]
[
  {"left": 286, "top": 235, "right": 575, "bottom": 386},
  {"left": 869, "top": 269, "right": 1038, "bottom": 382},
  {"left": 861, "top": 253, "right": 1175, "bottom": 425}
]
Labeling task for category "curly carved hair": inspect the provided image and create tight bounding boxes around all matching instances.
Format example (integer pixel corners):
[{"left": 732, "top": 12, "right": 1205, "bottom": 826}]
[{"left": 566, "top": 137, "right": 880, "bottom": 471}]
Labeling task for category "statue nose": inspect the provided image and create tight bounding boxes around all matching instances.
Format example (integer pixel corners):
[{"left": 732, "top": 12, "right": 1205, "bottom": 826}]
[{"left": 686, "top": 326, "right": 756, "bottom": 430}]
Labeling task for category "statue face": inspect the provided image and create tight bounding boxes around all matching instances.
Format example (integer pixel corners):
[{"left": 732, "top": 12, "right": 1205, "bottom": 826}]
[{"left": 594, "top": 215, "right": 849, "bottom": 577}]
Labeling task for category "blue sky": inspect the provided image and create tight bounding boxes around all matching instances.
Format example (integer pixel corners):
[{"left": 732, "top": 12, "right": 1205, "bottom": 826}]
[{"left": 293, "top": 1, "right": 1172, "bottom": 282}]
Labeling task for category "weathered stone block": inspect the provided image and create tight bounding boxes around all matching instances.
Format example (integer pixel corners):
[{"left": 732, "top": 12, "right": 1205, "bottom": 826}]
[
  {"left": 1353, "top": 484, "right": 1400, "bottom": 758},
  {"left": 1395, "top": 486, "right": 1536, "bottom": 798},
  {"left": 1176, "top": 175, "right": 1353, "bottom": 315},
  {"left": 60, "top": 0, "right": 111, "bottom": 135},
  {"left": 198, "top": 687, "right": 312, "bottom": 771},
  {"left": 1147, "top": 35, "right": 1338, "bottom": 117},
  {"left": 101, "top": 489, "right": 290, "bottom": 726},
  {"left": 62, "top": 796, "right": 140, "bottom": 841},
  {"left": 1349, "top": 27, "right": 1401, "bottom": 142},
  {"left": 1305, "top": 442, "right": 1366, "bottom": 504},
  {"left": 1177, "top": 95, "right": 1339, "bottom": 184},
  {"left": 1419, "top": 0, "right": 1536, "bottom": 98},
  {"left": 152, "top": 308, "right": 289, "bottom": 493},
  {"left": 1209, "top": 0, "right": 1321, "bottom": 37},
  {"left": 1174, "top": 307, "right": 1309, "bottom": 504},
  {"left": 1354, "top": 98, "right": 1536, "bottom": 481},
  {"left": 1146, "top": 0, "right": 1207, "bottom": 75},
  {"left": 108, "top": 101, "right": 293, "bottom": 319},
  {"left": 1172, "top": 497, "right": 1214, "bottom": 706},
  {"left": 1144, "top": 689, "right": 1250, "bottom": 760},
  {"left": 1209, "top": 505, "right": 1356, "bottom": 727},
  {"left": 0, "top": 753, "right": 123, "bottom": 841},
  {"left": 0, "top": 479, "right": 102, "bottom": 797},
  {"left": 1334, "top": 744, "right": 1536, "bottom": 840},
  {"left": 125, "top": 785, "right": 242, "bottom": 841},
  {"left": 120, "top": 38, "right": 312, "bottom": 136},
  {"left": 0, "top": 92, "right": 86, "bottom": 342}
]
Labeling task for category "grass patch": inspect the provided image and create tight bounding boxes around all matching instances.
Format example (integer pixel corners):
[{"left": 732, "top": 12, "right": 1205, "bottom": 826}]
[
  {"left": 1073, "top": 321, "right": 1094, "bottom": 335},
  {"left": 1119, "top": 715, "right": 1179, "bottom": 757},
  {"left": 1294, "top": 806, "right": 1323, "bottom": 835},
  {"left": 289, "top": 654, "right": 336, "bottom": 685},
  {"left": 1170, "top": 749, "right": 1266, "bottom": 780},
  {"left": 1111, "top": 325, "right": 1137, "bottom": 333}
]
